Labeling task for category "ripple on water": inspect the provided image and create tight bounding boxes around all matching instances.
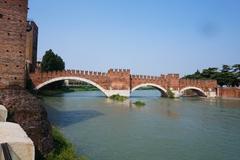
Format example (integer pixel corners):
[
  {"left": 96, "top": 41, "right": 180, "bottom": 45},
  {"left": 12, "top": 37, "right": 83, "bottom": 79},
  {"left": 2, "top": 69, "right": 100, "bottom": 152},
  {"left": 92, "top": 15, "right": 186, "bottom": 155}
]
[{"left": 43, "top": 90, "right": 240, "bottom": 160}]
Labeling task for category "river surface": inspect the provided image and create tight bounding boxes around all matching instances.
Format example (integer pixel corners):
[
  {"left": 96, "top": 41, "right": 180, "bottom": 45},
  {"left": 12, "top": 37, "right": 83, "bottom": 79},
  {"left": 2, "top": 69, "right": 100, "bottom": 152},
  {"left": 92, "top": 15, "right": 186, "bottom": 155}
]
[{"left": 43, "top": 90, "right": 240, "bottom": 160}]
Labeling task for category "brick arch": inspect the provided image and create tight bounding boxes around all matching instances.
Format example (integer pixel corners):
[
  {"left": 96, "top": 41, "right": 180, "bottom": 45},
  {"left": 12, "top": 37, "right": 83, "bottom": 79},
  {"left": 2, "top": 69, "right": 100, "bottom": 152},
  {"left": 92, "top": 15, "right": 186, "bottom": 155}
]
[
  {"left": 180, "top": 86, "right": 207, "bottom": 97},
  {"left": 131, "top": 83, "right": 168, "bottom": 97},
  {"left": 35, "top": 76, "right": 109, "bottom": 97}
]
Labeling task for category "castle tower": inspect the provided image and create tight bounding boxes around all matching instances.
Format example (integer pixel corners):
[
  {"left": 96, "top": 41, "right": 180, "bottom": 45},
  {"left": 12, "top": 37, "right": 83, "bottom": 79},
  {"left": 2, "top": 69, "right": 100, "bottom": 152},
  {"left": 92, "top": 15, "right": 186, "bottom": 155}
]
[
  {"left": 26, "top": 21, "right": 38, "bottom": 73},
  {"left": 0, "top": 0, "right": 28, "bottom": 89}
]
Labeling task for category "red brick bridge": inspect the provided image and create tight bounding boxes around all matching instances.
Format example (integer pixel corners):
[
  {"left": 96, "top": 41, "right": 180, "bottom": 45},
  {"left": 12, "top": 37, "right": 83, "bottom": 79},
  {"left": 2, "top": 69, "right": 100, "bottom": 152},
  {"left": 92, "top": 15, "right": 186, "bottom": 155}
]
[{"left": 30, "top": 69, "right": 217, "bottom": 97}]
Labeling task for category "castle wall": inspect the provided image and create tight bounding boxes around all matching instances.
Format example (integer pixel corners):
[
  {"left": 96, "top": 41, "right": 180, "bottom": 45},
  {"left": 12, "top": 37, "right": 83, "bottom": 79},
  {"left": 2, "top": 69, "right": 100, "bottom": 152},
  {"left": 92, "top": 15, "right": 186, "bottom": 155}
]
[
  {"left": 217, "top": 87, "right": 240, "bottom": 98},
  {"left": 0, "top": 0, "right": 28, "bottom": 89}
]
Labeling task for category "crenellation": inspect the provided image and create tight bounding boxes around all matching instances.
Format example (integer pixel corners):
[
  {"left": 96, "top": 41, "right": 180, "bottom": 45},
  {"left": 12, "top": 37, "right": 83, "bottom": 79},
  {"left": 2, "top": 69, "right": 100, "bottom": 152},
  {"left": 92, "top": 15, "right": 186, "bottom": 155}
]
[{"left": 29, "top": 69, "right": 217, "bottom": 97}]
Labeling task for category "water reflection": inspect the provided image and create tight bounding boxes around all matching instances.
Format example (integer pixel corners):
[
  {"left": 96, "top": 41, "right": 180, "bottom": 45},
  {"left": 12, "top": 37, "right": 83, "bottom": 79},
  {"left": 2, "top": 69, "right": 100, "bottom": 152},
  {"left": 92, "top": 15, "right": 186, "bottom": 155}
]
[{"left": 46, "top": 106, "right": 104, "bottom": 127}]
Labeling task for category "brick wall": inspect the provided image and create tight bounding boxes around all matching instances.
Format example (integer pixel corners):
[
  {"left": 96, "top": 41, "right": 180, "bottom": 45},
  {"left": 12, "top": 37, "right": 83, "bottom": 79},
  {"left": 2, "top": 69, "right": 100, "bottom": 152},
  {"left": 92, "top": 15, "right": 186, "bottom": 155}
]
[
  {"left": 179, "top": 79, "right": 217, "bottom": 92},
  {"left": 0, "top": 0, "right": 28, "bottom": 89},
  {"left": 26, "top": 21, "right": 38, "bottom": 72},
  {"left": 107, "top": 69, "right": 130, "bottom": 90},
  {"left": 218, "top": 87, "right": 240, "bottom": 98}
]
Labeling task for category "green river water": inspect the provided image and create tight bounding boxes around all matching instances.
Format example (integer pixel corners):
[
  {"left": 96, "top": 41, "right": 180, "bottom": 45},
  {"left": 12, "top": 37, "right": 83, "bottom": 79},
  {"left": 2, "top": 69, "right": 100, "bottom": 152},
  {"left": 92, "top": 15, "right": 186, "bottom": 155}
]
[{"left": 43, "top": 90, "right": 240, "bottom": 160}]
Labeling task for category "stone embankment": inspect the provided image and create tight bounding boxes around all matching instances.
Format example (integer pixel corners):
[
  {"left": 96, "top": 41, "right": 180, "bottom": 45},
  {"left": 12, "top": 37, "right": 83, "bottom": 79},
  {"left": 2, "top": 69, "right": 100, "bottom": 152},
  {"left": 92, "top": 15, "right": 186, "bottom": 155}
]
[
  {"left": 0, "top": 121, "right": 35, "bottom": 160},
  {"left": 0, "top": 88, "right": 53, "bottom": 157}
]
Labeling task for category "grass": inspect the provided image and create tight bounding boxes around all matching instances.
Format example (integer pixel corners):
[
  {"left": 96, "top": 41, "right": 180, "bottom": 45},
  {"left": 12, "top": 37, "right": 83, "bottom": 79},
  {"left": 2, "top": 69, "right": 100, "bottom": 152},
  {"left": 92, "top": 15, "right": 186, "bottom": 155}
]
[
  {"left": 109, "top": 94, "right": 128, "bottom": 102},
  {"left": 133, "top": 101, "right": 146, "bottom": 107},
  {"left": 45, "top": 127, "right": 90, "bottom": 160}
]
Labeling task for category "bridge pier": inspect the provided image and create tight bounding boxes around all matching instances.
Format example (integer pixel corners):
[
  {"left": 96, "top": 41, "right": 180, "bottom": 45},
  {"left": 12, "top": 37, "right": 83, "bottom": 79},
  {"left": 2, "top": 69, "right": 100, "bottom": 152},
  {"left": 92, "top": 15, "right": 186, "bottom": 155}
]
[
  {"left": 105, "top": 90, "right": 130, "bottom": 97},
  {"left": 205, "top": 91, "right": 217, "bottom": 98}
]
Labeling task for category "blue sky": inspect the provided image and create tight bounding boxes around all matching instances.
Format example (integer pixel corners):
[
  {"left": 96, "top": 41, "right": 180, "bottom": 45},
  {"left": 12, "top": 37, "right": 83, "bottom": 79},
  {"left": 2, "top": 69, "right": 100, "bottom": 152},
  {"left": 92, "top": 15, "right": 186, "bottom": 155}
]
[{"left": 28, "top": 0, "right": 240, "bottom": 76}]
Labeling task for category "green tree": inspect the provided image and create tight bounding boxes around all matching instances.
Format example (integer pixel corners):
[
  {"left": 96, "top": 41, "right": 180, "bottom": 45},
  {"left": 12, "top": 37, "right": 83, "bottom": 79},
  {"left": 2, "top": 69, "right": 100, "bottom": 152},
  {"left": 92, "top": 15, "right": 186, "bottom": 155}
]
[
  {"left": 221, "top": 65, "right": 231, "bottom": 73},
  {"left": 184, "top": 70, "right": 202, "bottom": 79},
  {"left": 232, "top": 64, "right": 240, "bottom": 86},
  {"left": 232, "top": 64, "right": 240, "bottom": 73},
  {"left": 201, "top": 67, "right": 218, "bottom": 79},
  {"left": 41, "top": 49, "right": 65, "bottom": 72},
  {"left": 183, "top": 64, "right": 239, "bottom": 87}
]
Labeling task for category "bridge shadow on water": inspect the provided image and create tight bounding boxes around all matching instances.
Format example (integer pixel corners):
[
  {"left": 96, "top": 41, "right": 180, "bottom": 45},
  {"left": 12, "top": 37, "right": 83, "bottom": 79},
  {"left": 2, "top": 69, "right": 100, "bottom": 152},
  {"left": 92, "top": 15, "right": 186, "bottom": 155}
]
[{"left": 46, "top": 106, "right": 104, "bottom": 127}]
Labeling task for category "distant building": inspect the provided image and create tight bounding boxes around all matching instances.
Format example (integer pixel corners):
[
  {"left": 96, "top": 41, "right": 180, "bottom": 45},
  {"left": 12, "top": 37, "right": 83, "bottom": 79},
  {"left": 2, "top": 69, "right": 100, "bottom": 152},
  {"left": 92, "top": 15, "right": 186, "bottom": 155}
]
[{"left": 26, "top": 21, "right": 38, "bottom": 73}]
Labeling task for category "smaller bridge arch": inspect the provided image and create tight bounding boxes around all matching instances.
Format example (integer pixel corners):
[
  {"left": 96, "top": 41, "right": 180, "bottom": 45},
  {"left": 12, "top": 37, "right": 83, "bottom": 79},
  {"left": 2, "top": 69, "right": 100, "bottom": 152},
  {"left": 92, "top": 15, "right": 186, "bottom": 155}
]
[
  {"left": 180, "top": 86, "right": 207, "bottom": 97},
  {"left": 131, "top": 83, "right": 168, "bottom": 97},
  {"left": 35, "top": 76, "right": 109, "bottom": 97}
]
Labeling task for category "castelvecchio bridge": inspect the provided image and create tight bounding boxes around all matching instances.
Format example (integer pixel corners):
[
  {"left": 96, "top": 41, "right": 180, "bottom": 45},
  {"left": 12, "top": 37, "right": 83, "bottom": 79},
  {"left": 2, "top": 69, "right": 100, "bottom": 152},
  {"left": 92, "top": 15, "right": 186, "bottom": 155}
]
[
  {"left": 30, "top": 69, "right": 217, "bottom": 97},
  {"left": 0, "top": 0, "right": 217, "bottom": 98}
]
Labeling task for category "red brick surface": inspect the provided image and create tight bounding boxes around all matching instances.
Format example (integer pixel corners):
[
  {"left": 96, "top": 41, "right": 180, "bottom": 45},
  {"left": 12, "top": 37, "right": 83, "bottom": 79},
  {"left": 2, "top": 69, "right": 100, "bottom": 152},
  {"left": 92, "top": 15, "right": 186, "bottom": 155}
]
[
  {"left": 0, "top": 0, "right": 28, "bottom": 89},
  {"left": 218, "top": 87, "right": 240, "bottom": 98},
  {"left": 30, "top": 69, "right": 218, "bottom": 92}
]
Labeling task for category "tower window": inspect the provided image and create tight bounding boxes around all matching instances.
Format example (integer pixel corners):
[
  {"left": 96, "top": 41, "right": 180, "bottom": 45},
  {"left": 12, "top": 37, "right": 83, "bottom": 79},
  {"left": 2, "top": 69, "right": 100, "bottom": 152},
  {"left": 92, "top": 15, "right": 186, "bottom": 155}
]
[{"left": 0, "top": 14, "right": 3, "bottom": 19}]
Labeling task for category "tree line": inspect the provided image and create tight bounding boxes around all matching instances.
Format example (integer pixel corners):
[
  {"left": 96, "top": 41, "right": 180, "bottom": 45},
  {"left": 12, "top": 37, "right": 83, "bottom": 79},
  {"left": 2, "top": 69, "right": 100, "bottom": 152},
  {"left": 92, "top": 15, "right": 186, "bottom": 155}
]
[{"left": 184, "top": 64, "right": 240, "bottom": 87}]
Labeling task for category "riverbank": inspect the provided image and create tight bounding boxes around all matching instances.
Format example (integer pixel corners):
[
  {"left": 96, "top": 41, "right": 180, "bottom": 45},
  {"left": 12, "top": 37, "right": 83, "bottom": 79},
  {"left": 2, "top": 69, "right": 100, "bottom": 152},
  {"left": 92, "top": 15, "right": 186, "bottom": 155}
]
[
  {"left": 44, "top": 126, "right": 90, "bottom": 160},
  {"left": 0, "top": 88, "right": 53, "bottom": 158}
]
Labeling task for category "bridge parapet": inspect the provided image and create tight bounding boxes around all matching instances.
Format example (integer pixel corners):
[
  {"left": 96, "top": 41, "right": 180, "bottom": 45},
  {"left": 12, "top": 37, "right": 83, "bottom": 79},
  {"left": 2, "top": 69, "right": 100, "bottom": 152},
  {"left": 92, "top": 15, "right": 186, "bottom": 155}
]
[
  {"left": 166, "top": 74, "right": 180, "bottom": 90},
  {"left": 107, "top": 69, "right": 131, "bottom": 90},
  {"left": 179, "top": 79, "right": 217, "bottom": 92}
]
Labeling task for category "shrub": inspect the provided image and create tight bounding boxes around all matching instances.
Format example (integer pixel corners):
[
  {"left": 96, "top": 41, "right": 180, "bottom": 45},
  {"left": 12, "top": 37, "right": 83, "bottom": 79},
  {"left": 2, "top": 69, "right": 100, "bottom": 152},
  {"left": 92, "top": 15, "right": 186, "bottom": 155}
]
[
  {"left": 167, "top": 89, "right": 175, "bottom": 98},
  {"left": 46, "top": 127, "right": 89, "bottom": 160},
  {"left": 133, "top": 101, "right": 146, "bottom": 107},
  {"left": 109, "top": 94, "right": 128, "bottom": 102}
]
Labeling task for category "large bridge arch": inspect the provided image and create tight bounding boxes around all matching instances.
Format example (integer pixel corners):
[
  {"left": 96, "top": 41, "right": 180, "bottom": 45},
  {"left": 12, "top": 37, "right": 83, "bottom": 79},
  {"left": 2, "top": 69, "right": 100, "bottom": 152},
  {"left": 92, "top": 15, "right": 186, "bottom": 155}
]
[
  {"left": 35, "top": 76, "right": 109, "bottom": 97},
  {"left": 180, "top": 86, "right": 207, "bottom": 97},
  {"left": 131, "top": 83, "right": 168, "bottom": 97}
]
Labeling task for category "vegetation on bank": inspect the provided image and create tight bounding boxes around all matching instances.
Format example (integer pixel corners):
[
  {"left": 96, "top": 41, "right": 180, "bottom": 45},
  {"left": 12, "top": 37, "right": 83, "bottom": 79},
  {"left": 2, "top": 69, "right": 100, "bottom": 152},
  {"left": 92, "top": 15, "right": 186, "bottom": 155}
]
[
  {"left": 37, "top": 85, "right": 99, "bottom": 96},
  {"left": 38, "top": 87, "right": 74, "bottom": 96},
  {"left": 45, "top": 127, "right": 89, "bottom": 160},
  {"left": 133, "top": 101, "right": 146, "bottom": 107},
  {"left": 109, "top": 94, "right": 128, "bottom": 101},
  {"left": 167, "top": 89, "right": 175, "bottom": 98},
  {"left": 184, "top": 64, "right": 240, "bottom": 87}
]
